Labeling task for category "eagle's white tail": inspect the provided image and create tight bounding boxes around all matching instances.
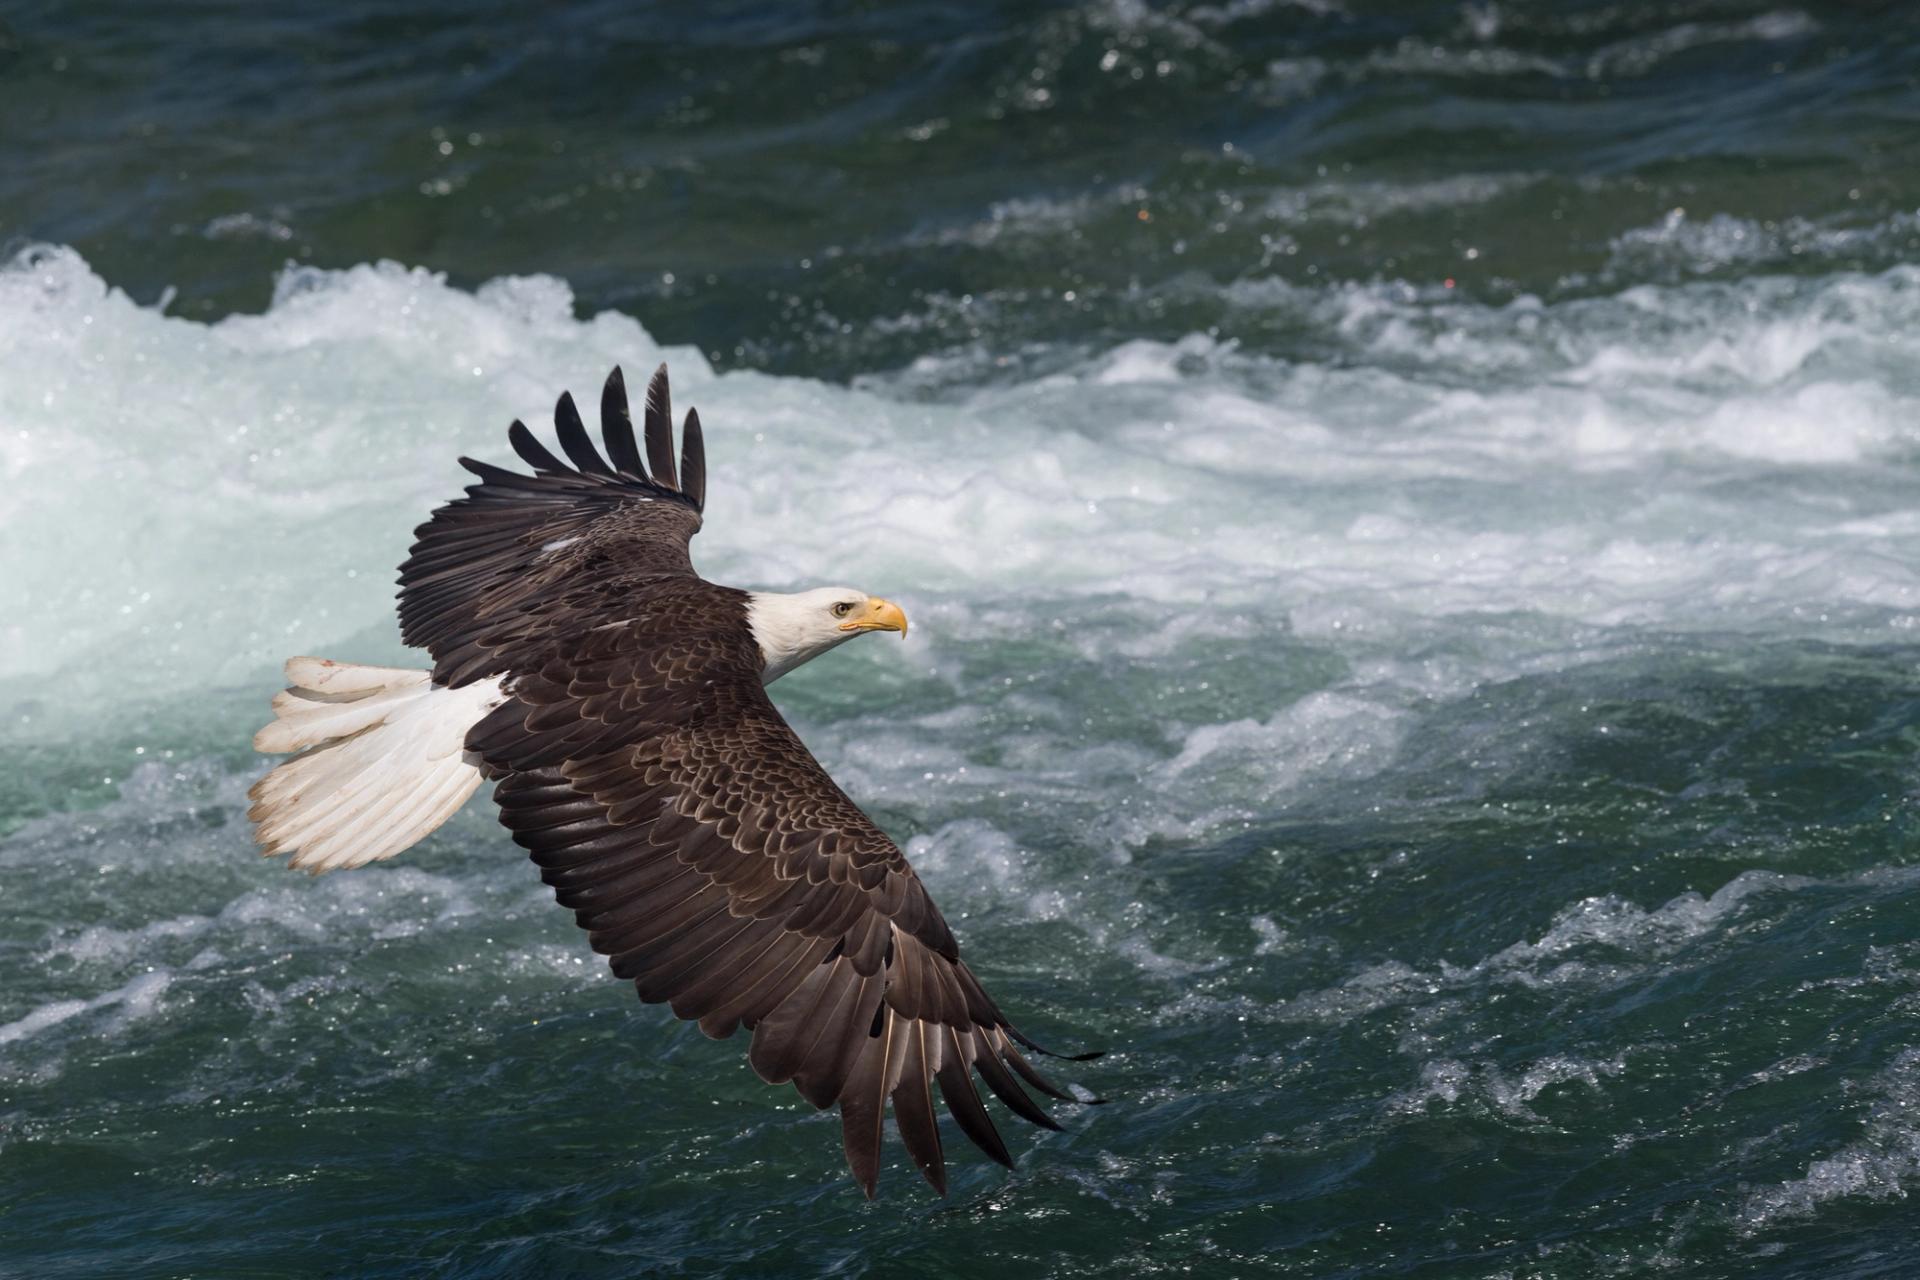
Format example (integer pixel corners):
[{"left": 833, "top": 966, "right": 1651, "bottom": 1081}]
[{"left": 249, "top": 657, "right": 506, "bottom": 874}]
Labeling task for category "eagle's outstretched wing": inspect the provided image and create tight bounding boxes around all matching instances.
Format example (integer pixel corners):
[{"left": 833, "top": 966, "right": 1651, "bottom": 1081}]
[
  {"left": 402, "top": 368, "right": 1089, "bottom": 1195},
  {"left": 396, "top": 364, "right": 706, "bottom": 688},
  {"left": 467, "top": 615, "right": 1082, "bottom": 1195}
]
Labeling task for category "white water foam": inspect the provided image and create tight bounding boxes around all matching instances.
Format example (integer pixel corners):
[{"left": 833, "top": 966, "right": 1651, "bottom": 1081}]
[
  {"left": 1155, "top": 869, "right": 1829, "bottom": 1034},
  {"left": 1385, "top": 1053, "right": 1628, "bottom": 1121},
  {"left": 7, "top": 244, "right": 1920, "bottom": 743},
  {"left": 1251, "top": 9, "right": 1818, "bottom": 92},
  {"left": 1607, "top": 206, "right": 1920, "bottom": 281},
  {"left": 1738, "top": 1048, "right": 1920, "bottom": 1234},
  {"left": 0, "top": 758, "right": 604, "bottom": 1083},
  {"left": 5, "top": 241, "right": 1919, "bottom": 890},
  {"left": 0, "top": 969, "right": 172, "bottom": 1049}
]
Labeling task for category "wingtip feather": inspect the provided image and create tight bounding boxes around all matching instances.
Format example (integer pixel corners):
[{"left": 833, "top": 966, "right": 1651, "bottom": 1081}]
[
  {"left": 600, "top": 365, "right": 647, "bottom": 477},
  {"left": 681, "top": 407, "right": 706, "bottom": 512},
  {"left": 643, "top": 363, "right": 679, "bottom": 490},
  {"left": 554, "top": 390, "right": 614, "bottom": 476},
  {"left": 508, "top": 420, "right": 568, "bottom": 474}
]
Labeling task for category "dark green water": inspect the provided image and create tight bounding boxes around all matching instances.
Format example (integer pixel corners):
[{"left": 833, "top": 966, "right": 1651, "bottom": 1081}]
[{"left": 5, "top": 3, "right": 1920, "bottom": 1277}]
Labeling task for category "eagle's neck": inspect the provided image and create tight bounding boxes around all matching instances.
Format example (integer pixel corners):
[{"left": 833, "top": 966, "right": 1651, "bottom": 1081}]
[{"left": 745, "top": 590, "right": 859, "bottom": 684}]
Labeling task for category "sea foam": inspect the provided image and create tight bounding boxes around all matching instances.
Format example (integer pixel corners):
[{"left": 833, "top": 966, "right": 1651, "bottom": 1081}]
[{"left": 7, "top": 244, "right": 1920, "bottom": 752}]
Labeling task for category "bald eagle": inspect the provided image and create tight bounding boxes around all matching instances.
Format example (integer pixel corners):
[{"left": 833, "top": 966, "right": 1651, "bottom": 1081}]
[{"left": 248, "top": 365, "right": 1091, "bottom": 1196}]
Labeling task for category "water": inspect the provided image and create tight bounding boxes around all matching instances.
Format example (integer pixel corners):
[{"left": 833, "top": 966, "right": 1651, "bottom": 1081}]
[{"left": 4, "top": 3, "right": 1920, "bottom": 1276}]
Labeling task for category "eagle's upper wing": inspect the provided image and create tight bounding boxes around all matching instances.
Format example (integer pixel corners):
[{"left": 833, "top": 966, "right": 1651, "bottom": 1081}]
[
  {"left": 397, "top": 365, "right": 707, "bottom": 688},
  {"left": 466, "top": 594, "right": 1084, "bottom": 1197}
]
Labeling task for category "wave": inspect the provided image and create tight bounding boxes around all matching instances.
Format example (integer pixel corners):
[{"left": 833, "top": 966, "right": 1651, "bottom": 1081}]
[
  {"left": 6, "top": 242, "right": 1920, "bottom": 1260},
  {"left": 5, "top": 243, "right": 1919, "bottom": 760}
]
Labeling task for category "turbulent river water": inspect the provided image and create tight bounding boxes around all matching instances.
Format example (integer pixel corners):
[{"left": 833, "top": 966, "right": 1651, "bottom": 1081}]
[{"left": 5, "top": 3, "right": 1920, "bottom": 1277}]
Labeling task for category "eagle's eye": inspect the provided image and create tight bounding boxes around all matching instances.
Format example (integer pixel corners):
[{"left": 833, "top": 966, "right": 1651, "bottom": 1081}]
[{"left": 831, "top": 601, "right": 855, "bottom": 618}]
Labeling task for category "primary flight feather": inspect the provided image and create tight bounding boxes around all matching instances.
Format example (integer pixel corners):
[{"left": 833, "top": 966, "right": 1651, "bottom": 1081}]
[{"left": 248, "top": 364, "right": 1090, "bottom": 1196}]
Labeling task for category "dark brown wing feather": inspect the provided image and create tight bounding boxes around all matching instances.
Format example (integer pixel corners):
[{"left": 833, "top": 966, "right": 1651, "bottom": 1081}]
[
  {"left": 642, "top": 362, "right": 679, "bottom": 489},
  {"left": 680, "top": 408, "right": 706, "bottom": 511},
  {"left": 396, "top": 365, "right": 706, "bottom": 687},
  {"left": 465, "top": 589, "right": 1080, "bottom": 1196},
  {"left": 600, "top": 366, "right": 647, "bottom": 477}
]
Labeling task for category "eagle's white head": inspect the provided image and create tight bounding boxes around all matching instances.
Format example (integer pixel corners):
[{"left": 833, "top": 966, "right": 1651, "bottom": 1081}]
[{"left": 746, "top": 586, "right": 908, "bottom": 683}]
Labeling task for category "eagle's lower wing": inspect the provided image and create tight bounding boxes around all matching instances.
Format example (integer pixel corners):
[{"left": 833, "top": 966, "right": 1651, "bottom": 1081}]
[
  {"left": 397, "top": 365, "right": 706, "bottom": 687},
  {"left": 465, "top": 619, "right": 1080, "bottom": 1196}
]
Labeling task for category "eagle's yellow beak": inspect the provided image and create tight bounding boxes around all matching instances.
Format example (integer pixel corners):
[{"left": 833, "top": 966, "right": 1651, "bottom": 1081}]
[{"left": 841, "top": 597, "right": 908, "bottom": 637}]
